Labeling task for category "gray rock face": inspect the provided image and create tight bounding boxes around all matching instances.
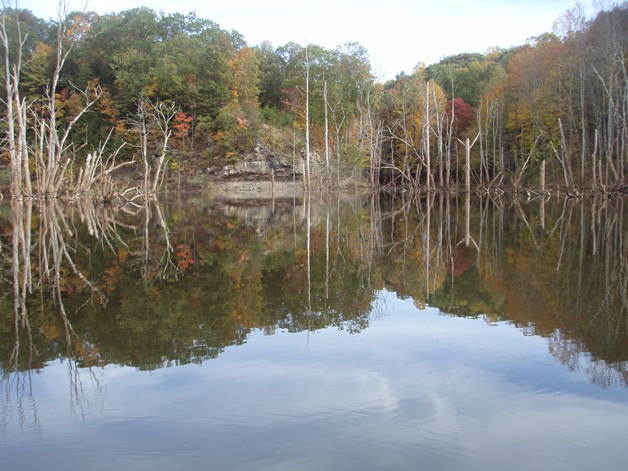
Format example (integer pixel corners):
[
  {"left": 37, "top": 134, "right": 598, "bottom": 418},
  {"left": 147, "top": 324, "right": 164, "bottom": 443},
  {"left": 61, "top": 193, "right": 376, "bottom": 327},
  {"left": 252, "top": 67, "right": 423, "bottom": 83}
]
[{"left": 206, "top": 144, "right": 302, "bottom": 181}]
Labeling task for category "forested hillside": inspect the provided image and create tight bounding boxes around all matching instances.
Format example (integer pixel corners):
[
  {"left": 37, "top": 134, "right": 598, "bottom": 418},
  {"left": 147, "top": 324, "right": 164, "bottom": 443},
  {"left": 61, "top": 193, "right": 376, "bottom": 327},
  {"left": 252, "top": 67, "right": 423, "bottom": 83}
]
[{"left": 1, "top": 2, "right": 627, "bottom": 196}]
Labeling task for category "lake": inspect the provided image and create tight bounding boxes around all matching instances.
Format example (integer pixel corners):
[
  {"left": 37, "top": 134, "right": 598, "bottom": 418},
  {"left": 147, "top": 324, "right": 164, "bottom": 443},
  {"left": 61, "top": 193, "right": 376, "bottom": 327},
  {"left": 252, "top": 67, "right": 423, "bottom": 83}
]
[{"left": 1, "top": 192, "right": 627, "bottom": 470}]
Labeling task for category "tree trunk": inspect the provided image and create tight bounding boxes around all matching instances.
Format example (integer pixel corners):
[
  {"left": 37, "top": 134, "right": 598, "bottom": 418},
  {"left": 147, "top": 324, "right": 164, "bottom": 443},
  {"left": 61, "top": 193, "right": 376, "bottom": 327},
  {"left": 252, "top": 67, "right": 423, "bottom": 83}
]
[{"left": 304, "top": 46, "right": 311, "bottom": 190}]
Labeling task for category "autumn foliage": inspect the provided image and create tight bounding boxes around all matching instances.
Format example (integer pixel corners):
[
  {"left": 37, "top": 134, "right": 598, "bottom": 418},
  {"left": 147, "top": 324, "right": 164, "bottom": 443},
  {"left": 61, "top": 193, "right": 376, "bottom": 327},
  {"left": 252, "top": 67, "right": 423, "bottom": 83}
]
[{"left": 1, "top": 3, "right": 627, "bottom": 192}]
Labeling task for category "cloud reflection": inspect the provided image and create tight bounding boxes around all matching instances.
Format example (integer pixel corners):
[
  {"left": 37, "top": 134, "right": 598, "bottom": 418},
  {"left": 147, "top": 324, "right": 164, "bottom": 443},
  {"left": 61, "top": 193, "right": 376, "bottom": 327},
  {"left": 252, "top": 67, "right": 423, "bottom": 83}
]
[{"left": 4, "top": 291, "right": 628, "bottom": 470}]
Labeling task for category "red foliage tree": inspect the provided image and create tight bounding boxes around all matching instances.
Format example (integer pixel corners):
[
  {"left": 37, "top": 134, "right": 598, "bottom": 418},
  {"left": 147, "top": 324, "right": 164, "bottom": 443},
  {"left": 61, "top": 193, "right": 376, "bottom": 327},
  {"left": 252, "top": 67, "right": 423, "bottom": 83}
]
[
  {"left": 446, "top": 97, "right": 473, "bottom": 137},
  {"left": 173, "top": 111, "right": 193, "bottom": 139}
]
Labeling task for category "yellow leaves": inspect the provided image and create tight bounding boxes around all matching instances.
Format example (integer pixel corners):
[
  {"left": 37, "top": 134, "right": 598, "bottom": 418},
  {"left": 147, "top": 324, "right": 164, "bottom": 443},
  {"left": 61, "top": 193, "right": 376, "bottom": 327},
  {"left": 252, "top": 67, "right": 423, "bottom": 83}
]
[
  {"left": 429, "top": 80, "right": 448, "bottom": 111},
  {"left": 143, "top": 77, "right": 159, "bottom": 97},
  {"left": 32, "top": 42, "right": 53, "bottom": 60},
  {"left": 115, "top": 120, "right": 128, "bottom": 135},
  {"left": 228, "top": 46, "right": 260, "bottom": 108},
  {"left": 413, "top": 239, "right": 447, "bottom": 295},
  {"left": 65, "top": 11, "right": 95, "bottom": 43},
  {"left": 504, "top": 38, "right": 567, "bottom": 149},
  {"left": 118, "top": 249, "right": 129, "bottom": 263},
  {"left": 508, "top": 103, "right": 532, "bottom": 132}
]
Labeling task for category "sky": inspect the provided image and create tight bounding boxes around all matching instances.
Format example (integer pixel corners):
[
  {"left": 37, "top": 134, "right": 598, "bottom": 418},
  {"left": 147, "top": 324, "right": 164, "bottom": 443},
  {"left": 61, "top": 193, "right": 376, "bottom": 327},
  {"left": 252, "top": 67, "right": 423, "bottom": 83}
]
[{"left": 22, "top": 0, "right": 582, "bottom": 80}]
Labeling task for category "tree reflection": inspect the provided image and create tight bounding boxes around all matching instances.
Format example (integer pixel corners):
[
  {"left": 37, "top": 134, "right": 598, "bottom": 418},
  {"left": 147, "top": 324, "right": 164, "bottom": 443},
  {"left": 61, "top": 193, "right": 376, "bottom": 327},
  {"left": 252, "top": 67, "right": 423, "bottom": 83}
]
[
  {"left": 379, "top": 192, "right": 627, "bottom": 387},
  {"left": 0, "top": 192, "right": 626, "bottom": 389},
  {"left": 1, "top": 198, "right": 116, "bottom": 428}
]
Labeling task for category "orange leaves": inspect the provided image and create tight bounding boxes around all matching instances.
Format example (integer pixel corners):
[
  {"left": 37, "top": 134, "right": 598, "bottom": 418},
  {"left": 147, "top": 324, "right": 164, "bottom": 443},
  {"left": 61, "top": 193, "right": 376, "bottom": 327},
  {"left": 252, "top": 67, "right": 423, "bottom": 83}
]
[
  {"left": 175, "top": 243, "right": 195, "bottom": 270},
  {"left": 98, "top": 88, "right": 121, "bottom": 126},
  {"left": 173, "top": 111, "right": 193, "bottom": 139},
  {"left": 213, "top": 129, "right": 227, "bottom": 147},
  {"left": 54, "top": 80, "right": 102, "bottom": 124}
]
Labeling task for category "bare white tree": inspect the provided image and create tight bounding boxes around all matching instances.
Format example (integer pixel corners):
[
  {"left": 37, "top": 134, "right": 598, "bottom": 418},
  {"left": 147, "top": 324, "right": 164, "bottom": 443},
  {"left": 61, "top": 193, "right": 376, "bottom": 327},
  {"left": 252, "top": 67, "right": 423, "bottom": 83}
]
[
  {"left": 129, "top": 97, "right": 178, "bottom": 195},
  {"left": 1, "top": 1, "right": 131, "bottom": 199}
]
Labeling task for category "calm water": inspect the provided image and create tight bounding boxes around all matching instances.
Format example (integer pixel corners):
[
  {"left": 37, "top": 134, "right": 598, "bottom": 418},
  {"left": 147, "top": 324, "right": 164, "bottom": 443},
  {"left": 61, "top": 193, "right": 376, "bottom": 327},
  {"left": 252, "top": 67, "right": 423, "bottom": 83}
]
[{"left": 1, "top": 193, "right": 627, "bottom": 470}]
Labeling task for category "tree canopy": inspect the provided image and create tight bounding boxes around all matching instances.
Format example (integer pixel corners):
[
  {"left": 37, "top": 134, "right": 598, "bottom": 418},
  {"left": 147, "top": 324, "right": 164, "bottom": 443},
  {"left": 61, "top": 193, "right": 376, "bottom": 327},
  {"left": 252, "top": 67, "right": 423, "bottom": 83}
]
[{"left": 1, "top": 2, "right": 627, "bottom": 194}]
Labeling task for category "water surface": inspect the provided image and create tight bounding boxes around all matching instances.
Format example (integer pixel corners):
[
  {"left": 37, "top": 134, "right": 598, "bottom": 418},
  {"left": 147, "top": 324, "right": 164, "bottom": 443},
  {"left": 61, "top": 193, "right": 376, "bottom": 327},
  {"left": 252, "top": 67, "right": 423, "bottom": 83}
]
[{"left": 1, "top": 193, "right": 627, "bottom": 470}]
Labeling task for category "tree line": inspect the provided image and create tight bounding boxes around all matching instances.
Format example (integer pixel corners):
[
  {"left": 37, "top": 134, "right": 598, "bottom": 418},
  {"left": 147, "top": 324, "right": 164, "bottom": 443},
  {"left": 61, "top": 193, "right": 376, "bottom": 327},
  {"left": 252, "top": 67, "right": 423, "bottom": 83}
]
[{"left": 0, "top": 1, "right": 627, "bottom": 197}]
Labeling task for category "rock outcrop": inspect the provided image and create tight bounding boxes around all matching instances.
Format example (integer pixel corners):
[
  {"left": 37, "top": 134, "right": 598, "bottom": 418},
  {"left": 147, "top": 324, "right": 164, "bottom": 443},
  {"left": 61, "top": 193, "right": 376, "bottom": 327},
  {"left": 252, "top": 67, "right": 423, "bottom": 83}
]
[{"left": 205, "top": 143, "right": 302, "bottom": 181}]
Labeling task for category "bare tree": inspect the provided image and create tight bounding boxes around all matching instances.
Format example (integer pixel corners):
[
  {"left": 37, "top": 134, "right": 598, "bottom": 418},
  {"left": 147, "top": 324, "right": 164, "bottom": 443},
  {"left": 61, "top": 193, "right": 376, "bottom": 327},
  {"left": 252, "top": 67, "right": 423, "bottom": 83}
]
[
  {"left": 1, "top": 1, "right": 28, "bottom": 197},
  {"left": 1, "top": 1, "right": 118, "bottom": 198},
  {"left": 459, "top": 133, "right": 480, "bottom": 193},
  {"left": 129, "top": 97, "right": 178, "bottom": 195},
  {"left": 304, "top": 45, "right": 311, "bottom": 190}
]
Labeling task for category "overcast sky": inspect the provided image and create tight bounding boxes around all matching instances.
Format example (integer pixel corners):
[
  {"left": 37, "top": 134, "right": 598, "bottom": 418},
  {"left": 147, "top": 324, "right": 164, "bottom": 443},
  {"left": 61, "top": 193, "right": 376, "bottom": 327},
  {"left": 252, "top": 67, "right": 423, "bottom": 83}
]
[{"left": 23, "top": 0, "right": 583, "bottom": 80}]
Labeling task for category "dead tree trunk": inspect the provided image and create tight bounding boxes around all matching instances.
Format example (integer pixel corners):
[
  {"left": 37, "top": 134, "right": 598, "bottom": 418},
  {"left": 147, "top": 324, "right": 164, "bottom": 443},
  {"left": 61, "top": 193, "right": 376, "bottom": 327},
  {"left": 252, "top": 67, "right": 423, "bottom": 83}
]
[{"left": 459, "top": 133, "right": 480, "bottom": 193}]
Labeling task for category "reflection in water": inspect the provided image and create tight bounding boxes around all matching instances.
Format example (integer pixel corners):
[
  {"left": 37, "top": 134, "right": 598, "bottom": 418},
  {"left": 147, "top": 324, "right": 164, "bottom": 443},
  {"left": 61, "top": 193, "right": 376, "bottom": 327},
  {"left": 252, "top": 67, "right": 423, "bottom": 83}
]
[
  {"left": 1, "top": 192, "right": 628, "bottom": 470},
  {"left": 0, "top": 193, "right": 627, "bottom": 385}
]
